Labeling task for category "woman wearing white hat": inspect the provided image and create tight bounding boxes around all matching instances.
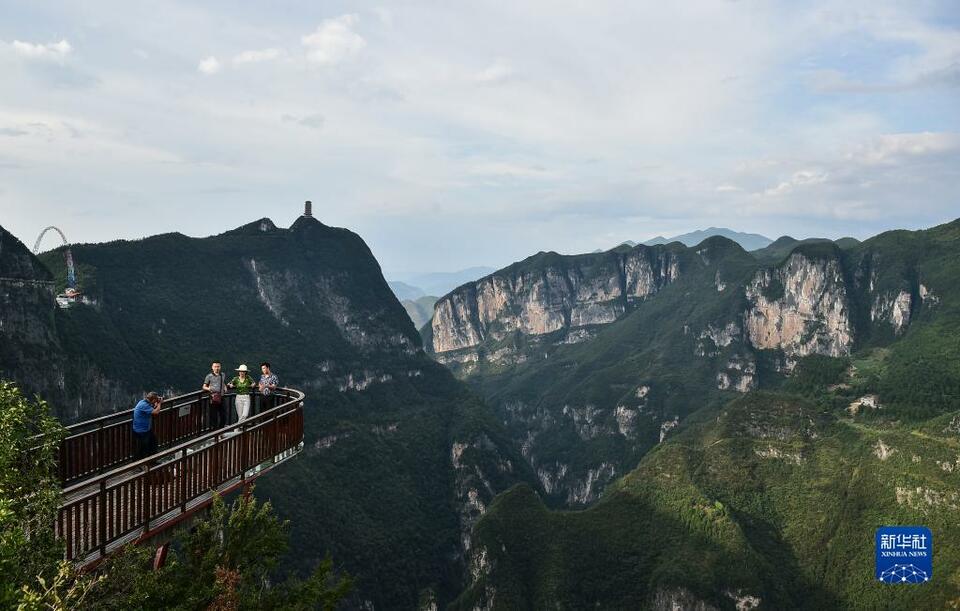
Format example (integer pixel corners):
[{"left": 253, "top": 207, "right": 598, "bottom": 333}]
[{"left": 227, "top": 364, "right": 256, "bottom": 422}]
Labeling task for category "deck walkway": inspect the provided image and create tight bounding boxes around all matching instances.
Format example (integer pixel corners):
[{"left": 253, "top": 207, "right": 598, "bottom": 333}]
[{"left": 54, "top": 388, "right": 305, "bottom": 566}]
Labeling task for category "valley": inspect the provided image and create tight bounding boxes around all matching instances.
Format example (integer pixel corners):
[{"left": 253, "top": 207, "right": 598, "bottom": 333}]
[{"left": 1, "top": 216, "right": 958, "bottom": 608}]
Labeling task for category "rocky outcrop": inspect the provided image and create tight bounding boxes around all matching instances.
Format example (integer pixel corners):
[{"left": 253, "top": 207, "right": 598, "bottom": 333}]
[
  {"left": 651, "top": 587, "right": 718, "bottom": 611},
  {"left": 450, "top": 434, "right": 518, "bottom": 552},
  {"left": 431, "top": 246, "right": 680, "bottom": 354},
  {"left": 871, "top": 289, "right": 913, "bottom": 334},
  {"left": 0, "top": 226, "right": 74, "bottom": 415},
  {"left": 744, "top": 251, "right": 853, "bottom": 357},
  {"left": 716, "top": 354, "right": 757, "bottom": 393}
]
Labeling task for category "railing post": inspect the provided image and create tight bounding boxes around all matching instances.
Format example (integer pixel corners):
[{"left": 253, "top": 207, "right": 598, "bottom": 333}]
[
  {"left": 180, "top": 450, "right": 188, "bottom": 514},
  {"left": 97, "top": 420, "right": 105, "bottom": 475},
  {"left": 272, "top": 411, "right": 279, "bottom": 463},
  {"left": 143, "top": 466, "right": 151, "bottom": 536},
  {"left": 239, "top": 420, "right": 247, "bottom": 484},
  {"left": 99, "top": 479, "right": 107, "bottom": 557}
]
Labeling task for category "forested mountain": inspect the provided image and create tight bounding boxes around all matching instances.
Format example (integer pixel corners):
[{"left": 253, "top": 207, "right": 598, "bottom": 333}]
[
  {"left": 425, "top": 218, "right": 960, "bottom": 608},
  {"left": 454, "top": 393, "right": 960, "bottom": 609},
  {"left": 3, "top": 214, "right": 958, "bottom": 608},
  {"left": 0, "top": 215, "right": 534, "bottom": 608},
  {"left": 427, "top": 218, "right": 958, "bottom": 508}
]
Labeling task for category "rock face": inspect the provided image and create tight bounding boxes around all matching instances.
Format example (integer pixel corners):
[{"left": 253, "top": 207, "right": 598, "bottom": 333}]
[
  {"left": 0, "top": 226, "right": 64, "bottom": 406},
  {"left": 426, "top": 227, "right": 955, "bottom": 512},
  {"left": 2, "top": 217, "right": 533, "bottom": 608},
  {"left": 431, "top": 245, "right": 681, "bottom": 355},
  {"left": 744, "top": 250, "right": 853, "bottom": 357},
  {"left": 871, "top": 289, "right": 913, "bottom": 334}
]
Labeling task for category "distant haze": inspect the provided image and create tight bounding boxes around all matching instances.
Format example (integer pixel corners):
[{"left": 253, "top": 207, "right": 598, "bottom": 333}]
[
  {"left": 644, "top": 228, "right": 773, "bottom": 251},
  {"left": 389, "top": 267, "right": 497, "bottom": 298}
]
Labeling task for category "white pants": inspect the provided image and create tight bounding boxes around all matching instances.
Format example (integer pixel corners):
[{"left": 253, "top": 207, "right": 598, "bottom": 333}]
[{"left": 235, "top": 395, "right": 251, "bottom": 422}]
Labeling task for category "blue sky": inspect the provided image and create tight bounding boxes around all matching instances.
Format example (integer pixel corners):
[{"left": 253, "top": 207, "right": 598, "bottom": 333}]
[{"left": 0, "top": 1, "right": 957, "bottom": 275}]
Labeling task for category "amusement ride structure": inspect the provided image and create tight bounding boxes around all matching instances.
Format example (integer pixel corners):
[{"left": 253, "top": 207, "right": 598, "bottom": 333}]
[{"left": 33, "top": 226, "right": 82, "bottom": 307}]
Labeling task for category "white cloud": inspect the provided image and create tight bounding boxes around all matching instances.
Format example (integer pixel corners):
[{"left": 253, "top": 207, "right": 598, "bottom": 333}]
[
  {"left": 763, "top": 169, "right": 829, "bottom": 196},
  {"left": 468, "top": 161, "right": 553, "bottom": 180},
  {"left": 197, "top": 56, "right": 221, "bottom": 74},
  {"left": 301, "top": 15, "right": 365, "bottom": 65},
  {"left": 846, "top": 132, "right": 960, "bottom": 165},
  {"left": 11, "top": 39, "right": 71, "bottom": 62},
  {"left": 475, "top": 59, "right": 514, "bottom": 84},
  {"left": 233, "top": 48, "right": 283, "bottom": 64},
  {"left": 1, "top": 2, "right": 958, "bottom": 272},
  {"left": 281, "top": 113, "right": 325, "bottom": 130}
]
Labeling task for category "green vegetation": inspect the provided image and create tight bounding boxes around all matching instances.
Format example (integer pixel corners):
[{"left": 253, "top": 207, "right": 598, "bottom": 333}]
[
  {"left": 456, "top": 393, "right": 960, "bottom": 608},
  {"left": 750, "top": 236, "right": 859, "bottom": 264},
  {"left": 442, "top": 218, "right": 960, "bottom": 606},
  {"left": 28, "top": 217, "right": 533, "bottom": 607},
  {"left": 90, "top": 493, "right": 351, "bottom": 610},
  {"left": 455, "top": 237, "right": 761, "bottom": 506},
  {"left": 7, "top": 214, "right": 960, "bottom": 606},
  {"left": 782, "top": 354, "right": 850, "bottom": 395},
  {"left": 0, "top": 382, "right": 68, "bottom": 608}
]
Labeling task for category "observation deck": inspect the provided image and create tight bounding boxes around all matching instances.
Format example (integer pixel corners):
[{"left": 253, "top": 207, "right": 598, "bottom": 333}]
[{"left": 54, "top": 388, "right": 305, "bottom": 567}]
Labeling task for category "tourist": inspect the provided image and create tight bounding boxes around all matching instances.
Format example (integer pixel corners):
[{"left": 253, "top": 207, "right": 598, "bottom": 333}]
[
  {"left": 228, "top": 364, "right": 256, "bottom": 422},
  {"left": 258, "top": 362, "right": 279, "bottom": 409},
  {"left": 202, "top": 361, "right": 227, "bottom": 429},
  {"left": 132, "top": 391, "right": 162, "bottom": 460}
]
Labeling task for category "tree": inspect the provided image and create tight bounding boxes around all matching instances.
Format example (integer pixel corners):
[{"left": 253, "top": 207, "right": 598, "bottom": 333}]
[
  {"left": 90, "top": 491, "right": 353, "bottom": 610},
  {"left": 0, "top": 381, "right": 72, "bottom": 607}
]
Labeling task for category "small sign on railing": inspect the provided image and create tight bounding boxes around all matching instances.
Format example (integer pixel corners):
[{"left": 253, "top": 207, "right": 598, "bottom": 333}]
[{"left": 178, "top": 404, "right": 191, "bottom": 417}]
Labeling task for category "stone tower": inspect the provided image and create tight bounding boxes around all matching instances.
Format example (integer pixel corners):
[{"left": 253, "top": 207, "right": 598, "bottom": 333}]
[{"left": 303, "top": 200, "right": 313, "bottom": 217}]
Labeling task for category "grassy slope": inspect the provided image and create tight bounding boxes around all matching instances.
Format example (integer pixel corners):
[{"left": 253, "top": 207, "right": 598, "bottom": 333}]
[{"left": 456, "top": 392, "right": 960, "bottom": 609}]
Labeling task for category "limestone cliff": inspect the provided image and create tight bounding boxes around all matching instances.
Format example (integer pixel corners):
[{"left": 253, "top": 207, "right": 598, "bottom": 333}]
[
  {"left": 744, "top": 247, "right": 853, "bottom": 358},
  {"left": 0, "top": 226, "right": 65, "bottom": 406},
  {"left": 427, "top": 225, "right": 955, "bottom": 511},
  {"left": 430, "top": 245, "right": 681, "bottom": 355}
]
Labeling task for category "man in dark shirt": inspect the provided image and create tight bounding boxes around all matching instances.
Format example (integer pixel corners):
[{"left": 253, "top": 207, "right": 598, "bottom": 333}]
[
  {"left": 203, "top": 361, "right": 227, "bottom": 429},
  {"left": 132, "top": 392, "right": 162, "bottom": 460},
  {"left": 259, "top": 362, "right": 279, "bottom": 410}
]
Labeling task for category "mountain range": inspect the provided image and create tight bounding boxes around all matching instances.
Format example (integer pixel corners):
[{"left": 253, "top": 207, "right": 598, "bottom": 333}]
[
  {"left": 425, "top": 217, "right": 960, "bottom": 608},
  {"left": 644, "top": 227, "right": 774, "bottom": 251},
  {"left": 0, "top": 216, "right": 532, "bottom": 608},
  {"left": 388, "top": 267, "right": 497, "bottom": 300},
  {"left": 2, "top": 215, "right": 959, "bottom": 609}
]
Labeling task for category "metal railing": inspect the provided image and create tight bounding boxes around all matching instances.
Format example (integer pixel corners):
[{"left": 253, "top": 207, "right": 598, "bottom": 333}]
[{"left": 54, "top": 388, "right": 305, "bottom": 566}]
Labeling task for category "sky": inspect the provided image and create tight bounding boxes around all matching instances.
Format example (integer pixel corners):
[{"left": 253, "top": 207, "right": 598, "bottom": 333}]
[{"left": 0, "top": 1, "right": 958, "bottom": 276}]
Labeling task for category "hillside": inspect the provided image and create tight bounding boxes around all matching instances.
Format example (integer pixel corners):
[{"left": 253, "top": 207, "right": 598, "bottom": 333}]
[
  {"left": 0, "top": 225, "right": 84, "bottom": 411},
  {"left": 426, "top": 219, "right": 959, "bottom": 507},
  {"left": 402, "top": 295, "right": 439, "bottom": 329},
  {"left": 454, "top": 392, "right": 960, "bottom": 609},
  {"left": 437, "top": 217, "right": 960, "bottom": 607},
  {"left": 751, "top": 235, "right": 860, "bottom": 263},
  {"left": 3, "top": 215, "right": 534, "bottom": 608}
]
